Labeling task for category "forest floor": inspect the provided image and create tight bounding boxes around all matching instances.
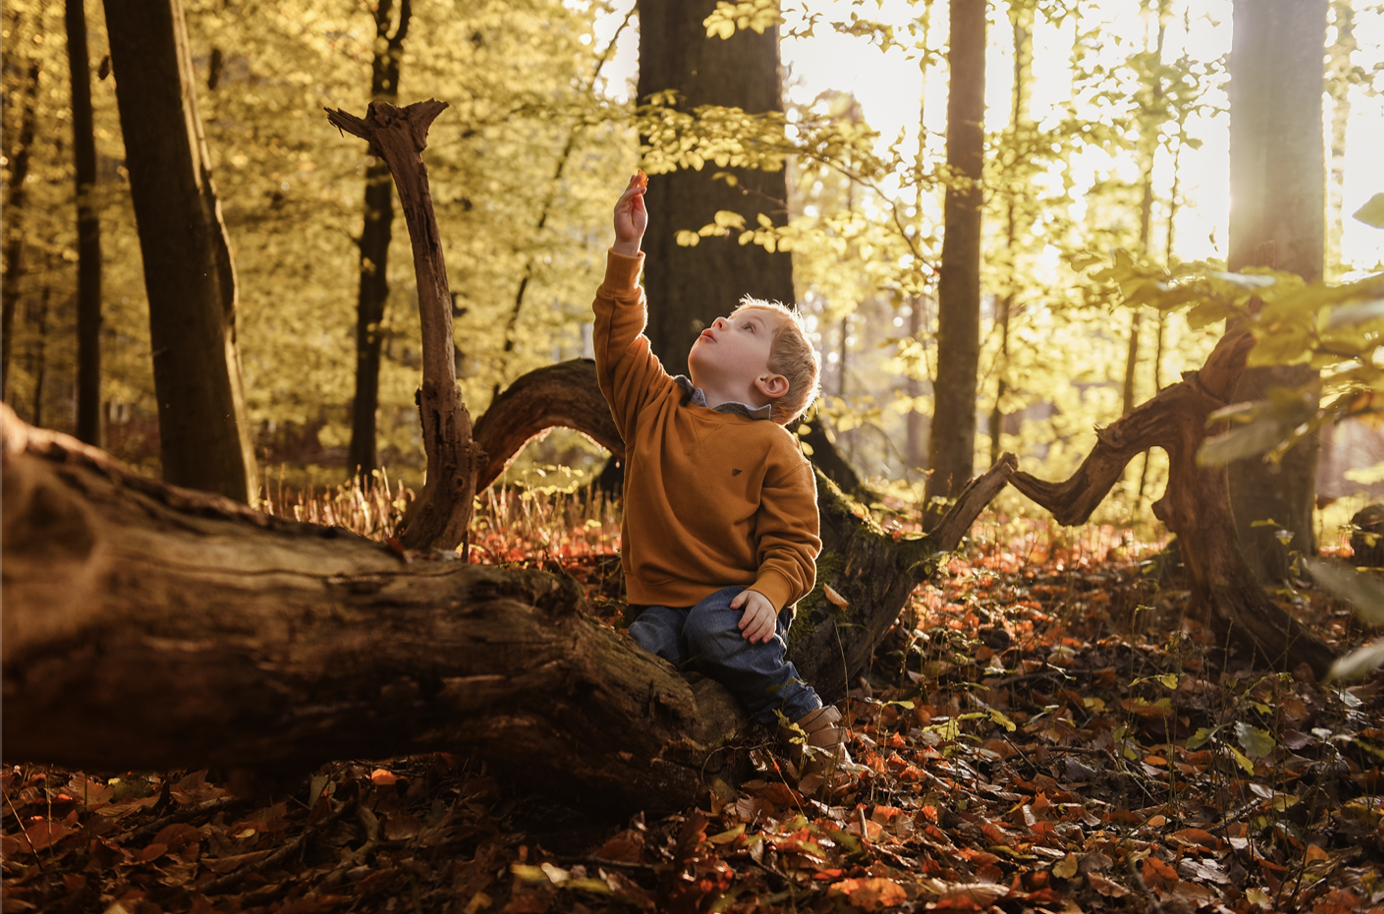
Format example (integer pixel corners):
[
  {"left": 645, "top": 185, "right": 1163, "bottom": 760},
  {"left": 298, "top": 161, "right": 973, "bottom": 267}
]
[{"left": 5, "top": 494, "right": 1384, "bottom": 914}]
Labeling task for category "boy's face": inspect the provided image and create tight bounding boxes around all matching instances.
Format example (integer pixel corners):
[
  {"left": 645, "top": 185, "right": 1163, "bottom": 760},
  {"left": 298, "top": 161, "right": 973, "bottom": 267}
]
[{"left": 688, "top": 306, "right": 783, "bottom": 402}]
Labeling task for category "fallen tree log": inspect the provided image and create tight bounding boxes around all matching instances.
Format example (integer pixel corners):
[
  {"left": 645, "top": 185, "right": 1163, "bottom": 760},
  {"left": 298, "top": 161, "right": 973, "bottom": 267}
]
[
  {"left": 3, "top": 401, "right": 1014, "bottom": 808},
  {"left": 1009, "top": 329, "right": 1336, "bottom": 678}
]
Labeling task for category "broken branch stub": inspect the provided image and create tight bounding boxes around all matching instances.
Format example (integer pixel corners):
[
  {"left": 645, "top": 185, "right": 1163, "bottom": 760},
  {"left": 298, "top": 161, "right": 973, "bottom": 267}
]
[{"left": 326, "top": 99, "right": 481, "bottom": 553}]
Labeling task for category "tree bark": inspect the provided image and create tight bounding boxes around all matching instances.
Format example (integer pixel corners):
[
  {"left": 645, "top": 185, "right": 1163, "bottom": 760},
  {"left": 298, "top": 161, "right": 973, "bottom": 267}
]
[
  {"left": 3, "top": 398, "right": 1014, "bottom": 807},
  {"left": 472, "top": 359, "right": 622, "bottom": 491},
  {"left": 326, "top": 101, "right": 482, "bottom": 554},
  {"left": 68, "top": 0, "right": 103, "bottom": 447},
  {"left": 636, "top": 0, "right": 796, "bottom": 378},
  {"left": 102, "top": 0, "right": 258, "bottom": 503},
  {"left": 2, "top": 55, "right": 41, "bottom": 402},
  {"left": 347, "top": 0, "right": 410, "bottom": 484},
  {"left": 924, "top": 0, "right": 986, "bottom": 528},
  {"left": 1226, "top": 0, "right": 1328, "bottom": 581},
  {"left": 1009, "top": 330, "right": 1337, "bottom": 679}
]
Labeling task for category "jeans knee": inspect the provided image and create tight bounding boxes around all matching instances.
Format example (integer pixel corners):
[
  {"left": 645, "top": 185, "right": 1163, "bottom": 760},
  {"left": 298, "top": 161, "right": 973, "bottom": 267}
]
[{"left": 683, "top": 587, "right": 745, "bottom": 661}]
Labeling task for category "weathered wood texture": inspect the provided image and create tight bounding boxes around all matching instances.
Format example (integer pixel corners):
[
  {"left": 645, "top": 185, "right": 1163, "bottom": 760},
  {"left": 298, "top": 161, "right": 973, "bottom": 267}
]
[
  {"left": 326, "top": 100, "right": 482, "bottom": 553},
  {"left": 3, "top": 397, "right": 1012, "bottom": 804},
  {"left": 1009, "top": 330, "right": 1337, "bottom": 678},
  {"left": 1, "top": 405, "right": 738, "bottom": 812},
  {"left": 472, "top": 360, "right": 622, "bottom": 491}
]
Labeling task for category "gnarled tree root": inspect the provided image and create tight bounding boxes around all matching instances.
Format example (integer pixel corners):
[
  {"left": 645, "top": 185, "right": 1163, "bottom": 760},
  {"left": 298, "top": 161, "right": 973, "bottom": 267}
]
[{"left": 1009, "top": 330, "right": 1336, "bottom": 678}]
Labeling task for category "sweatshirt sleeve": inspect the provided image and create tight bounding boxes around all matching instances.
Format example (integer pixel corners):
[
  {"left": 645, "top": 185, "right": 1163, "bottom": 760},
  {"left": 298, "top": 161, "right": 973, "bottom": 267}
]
[
  {"left": 591, "top": 250, "right": 675, "bottom": 442},
  {"left": 751, "top": 454, "right": 821, "bottom": 613}
]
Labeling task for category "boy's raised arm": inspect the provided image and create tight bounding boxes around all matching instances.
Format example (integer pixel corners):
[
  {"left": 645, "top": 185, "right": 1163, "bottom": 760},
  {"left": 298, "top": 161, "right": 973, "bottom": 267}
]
[{"left": 593, "top": 172, "right": 671, "bottom": 441}]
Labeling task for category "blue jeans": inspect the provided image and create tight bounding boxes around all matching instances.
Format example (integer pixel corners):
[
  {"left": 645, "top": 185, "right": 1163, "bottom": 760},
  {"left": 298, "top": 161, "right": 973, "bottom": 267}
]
[{"left": 628, "top": 585, "right": 822, "bottom": 725}]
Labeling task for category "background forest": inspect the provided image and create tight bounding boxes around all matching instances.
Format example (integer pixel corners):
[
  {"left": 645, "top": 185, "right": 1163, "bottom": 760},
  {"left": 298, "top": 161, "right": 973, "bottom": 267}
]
[{"left": 5, "top": 0, "right": 1381, "bottom": 536}]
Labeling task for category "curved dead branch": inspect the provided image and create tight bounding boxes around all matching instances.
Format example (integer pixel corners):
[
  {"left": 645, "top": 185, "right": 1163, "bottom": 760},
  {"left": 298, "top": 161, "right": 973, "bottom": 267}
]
[{"left": 1010, "top": 329, "right": 1335, "bottom": 678}]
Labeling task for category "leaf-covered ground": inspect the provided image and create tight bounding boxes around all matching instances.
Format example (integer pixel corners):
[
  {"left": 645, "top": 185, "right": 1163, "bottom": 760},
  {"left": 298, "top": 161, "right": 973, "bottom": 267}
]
[{"left": 6, "top": 511, "right": 1384, "bottom": 914}]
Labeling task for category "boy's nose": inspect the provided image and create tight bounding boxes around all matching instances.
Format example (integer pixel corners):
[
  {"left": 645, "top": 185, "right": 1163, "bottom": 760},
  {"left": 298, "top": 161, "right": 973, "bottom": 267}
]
[{"left": 712, "top": 317, "right": 728, "bottom": 330}]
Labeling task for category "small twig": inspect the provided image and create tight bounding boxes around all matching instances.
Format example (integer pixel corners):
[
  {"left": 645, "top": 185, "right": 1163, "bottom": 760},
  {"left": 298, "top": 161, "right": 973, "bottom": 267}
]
[
  {"left": 3, "top": 788, "right": 45, "bottom": 872},
  {"left": 127, "top": 796, "right": 240, "bottom": 843},
  {"left": 202, "top": 798, "right": 357, "bottom": 896},
  {"left": 321, "top": 800, "right": 376, "bottom": 888}
]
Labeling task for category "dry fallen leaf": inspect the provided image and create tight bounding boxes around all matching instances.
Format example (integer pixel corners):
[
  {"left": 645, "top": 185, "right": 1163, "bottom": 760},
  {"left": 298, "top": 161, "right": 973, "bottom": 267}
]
[{"left": 823, "top": 584, "right": 849, "bottom": 608}]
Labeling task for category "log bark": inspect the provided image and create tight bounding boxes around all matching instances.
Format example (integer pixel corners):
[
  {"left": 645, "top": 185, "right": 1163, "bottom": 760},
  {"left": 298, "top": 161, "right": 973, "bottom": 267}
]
[
  {"left": 472, "top": 360, "right": 622, "bottom": 491},
  {"left": 3, "top": 397, "right": 1013, "bottom": 806},
  {"left": 1008, "top": 330, "right": 1337, "bottom": 678},
  {"left": 326, "top": 101, "right": 483, "bottom": 553},
  {"left": 1, "top": 404, "right": 738, "bottom": 813}
]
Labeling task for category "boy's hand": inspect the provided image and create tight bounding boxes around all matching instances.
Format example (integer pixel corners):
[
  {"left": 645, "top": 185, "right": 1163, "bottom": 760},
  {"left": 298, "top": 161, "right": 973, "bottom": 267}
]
[
  {"left": 732, "top": 589, "right": 778, "bottom": 644},
  {"left": 612, "top": 172, "right": 647, "bottom": 258}
]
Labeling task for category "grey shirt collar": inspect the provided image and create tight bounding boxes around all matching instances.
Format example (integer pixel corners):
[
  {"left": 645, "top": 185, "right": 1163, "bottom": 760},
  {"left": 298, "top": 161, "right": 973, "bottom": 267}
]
[{"left": 674, "top": 375, "right": 774, "bottom": 421}]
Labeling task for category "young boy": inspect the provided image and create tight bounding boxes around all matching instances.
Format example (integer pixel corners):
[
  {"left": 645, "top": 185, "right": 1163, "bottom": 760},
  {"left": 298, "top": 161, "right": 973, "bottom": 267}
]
[{"left": 594, "top": 173, "right": 846, "bottom": 776}]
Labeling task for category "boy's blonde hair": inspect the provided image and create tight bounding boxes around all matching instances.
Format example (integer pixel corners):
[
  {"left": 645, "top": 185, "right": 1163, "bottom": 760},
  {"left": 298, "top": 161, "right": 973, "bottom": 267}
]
[{"left": 733, "top": 296, "right": 820, "bottom": 426}]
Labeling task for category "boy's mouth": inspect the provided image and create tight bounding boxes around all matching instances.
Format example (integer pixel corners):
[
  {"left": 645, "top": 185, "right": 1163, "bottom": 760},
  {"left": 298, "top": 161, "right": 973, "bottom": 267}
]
[{"left": 698, "top": 330, "right": 716, "bottom": 343}]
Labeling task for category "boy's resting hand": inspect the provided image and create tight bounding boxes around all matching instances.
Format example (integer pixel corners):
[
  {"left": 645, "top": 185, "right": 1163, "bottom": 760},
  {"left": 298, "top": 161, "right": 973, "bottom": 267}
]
[
  {"left": 612, "top": 172, "right": 647, "bottom": 258},
  {"left": 732, "top": 589, "right": 778, "bottom": 644}
]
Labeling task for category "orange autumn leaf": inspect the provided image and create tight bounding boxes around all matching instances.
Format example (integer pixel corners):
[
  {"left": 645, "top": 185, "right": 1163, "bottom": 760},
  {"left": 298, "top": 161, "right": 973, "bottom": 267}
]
[{"left": 830, "top": 876, "right": 907, "bottom": 910}]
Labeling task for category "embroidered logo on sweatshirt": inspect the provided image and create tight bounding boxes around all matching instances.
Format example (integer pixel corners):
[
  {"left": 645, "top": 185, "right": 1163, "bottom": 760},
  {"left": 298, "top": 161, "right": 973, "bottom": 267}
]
[{"left": 732, "top": 469, "right": 743, "bottom": 476}]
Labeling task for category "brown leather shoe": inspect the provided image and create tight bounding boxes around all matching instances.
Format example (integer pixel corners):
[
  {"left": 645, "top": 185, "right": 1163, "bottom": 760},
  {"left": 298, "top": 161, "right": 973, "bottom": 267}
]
[{"left": 778, "top": 705, "right": 851, "bottom": 780}]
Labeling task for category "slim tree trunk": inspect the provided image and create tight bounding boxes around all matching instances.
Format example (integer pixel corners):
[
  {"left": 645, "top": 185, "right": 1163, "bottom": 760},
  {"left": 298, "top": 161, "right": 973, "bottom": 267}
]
[
  {"left": 101, "top": 0, "right": 258, "bottom": 503},
  {"left": 636, "top": 0, "right": 796, "bottom": 377},
  {"left": 347, "top": 0, "right": 410, "bottom": 484},
  {"left": 28, "top": 282, "right": 52, "bottom": 428},
  {"left": 67, "top": 0, "right": 103, "bottom": 447},
  {"left": 2, "top": 56, "right": 41, "bottom": 402},
  {"left": 1226, "top": 0, "right": 1327, "bottom": 580},
  {"left": 925, "top": 0, "right": 986, "bottom": 527},
  {"left": 991, "top": 1, "right": 1029, "bottom": 466},
  {"left": 1325, "top": 0, "right": 1355, "bottom": 279}
]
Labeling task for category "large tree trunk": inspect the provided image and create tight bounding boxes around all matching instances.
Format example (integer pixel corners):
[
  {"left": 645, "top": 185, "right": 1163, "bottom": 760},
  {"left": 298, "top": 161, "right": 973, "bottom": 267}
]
[
  {"left": 101, "top": 0, "right": 257, "bottom": 503},
  {"left": 326, "top": 101, "right": 482, "bottom": 554},
  {"left": 924, "top": 0, "right": 986, "bottom": 528},
  {"left": 68, "top": 0, "right": 104, "bottom": 448},
  {"left": 2, "top": 52, "right": 42, "bottom": 402},
  {"left": 347, "top": 0, "right": 410, "bottom": 483},
  {"left": 2, "top": 399, "right": 1013, "bottom": 808},
  {"left": 1226, "top": 0, "right": 1327, "bottom": 580},
  {"left": 636, "top": 0, "right": 796, "bottom": 378},
  {"left": 1010, "top": 330, "right": 1337, "bottom": 679}
]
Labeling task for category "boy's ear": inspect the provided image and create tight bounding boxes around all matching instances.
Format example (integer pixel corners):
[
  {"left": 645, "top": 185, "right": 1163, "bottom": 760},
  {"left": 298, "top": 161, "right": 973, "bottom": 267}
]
[{"left": 756, "top": 373, "right": 789, "bottom": 400}]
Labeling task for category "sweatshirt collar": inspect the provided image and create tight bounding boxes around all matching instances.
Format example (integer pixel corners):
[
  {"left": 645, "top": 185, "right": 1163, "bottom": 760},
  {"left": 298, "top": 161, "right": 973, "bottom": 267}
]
[{"left": 674, "top": 375, "right": 774, "bottom": 421}]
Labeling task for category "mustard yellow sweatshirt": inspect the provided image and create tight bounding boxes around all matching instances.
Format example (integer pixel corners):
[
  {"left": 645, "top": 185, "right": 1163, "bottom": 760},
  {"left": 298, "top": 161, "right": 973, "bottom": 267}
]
[{"left": 593, "top": 250, "right": 821, "bottom": 612}]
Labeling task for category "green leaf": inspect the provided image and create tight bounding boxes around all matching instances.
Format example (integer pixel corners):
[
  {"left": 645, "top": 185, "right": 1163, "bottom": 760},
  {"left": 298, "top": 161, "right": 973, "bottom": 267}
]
[
  {"left": 1227, "top": 744, "right": 1257, "bottom": 773},
  {"left": 1235, "top": 721, "right": 1276, "bottom": 759},
  {"left": 1305, "top": 558, "right": 1384, "bottom": 624},
  {"left": 1326, "top": 639, "right": 1384, "bottom": 685},
  {"left": 1353, "top": 193, "right": 1384, "bottom": 229},
  {"left": 988, "top": 708, "right": 1017, "bottom": 732},
  {"left": 1326, "top": 297, "right": 1384, "bottom": 329},
  {"left": 1186, "top": 726, "right": 1217, "bottom": 750},
  {"left": 1197, "top": 417, "right": 1290, "bottom": 466}
]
